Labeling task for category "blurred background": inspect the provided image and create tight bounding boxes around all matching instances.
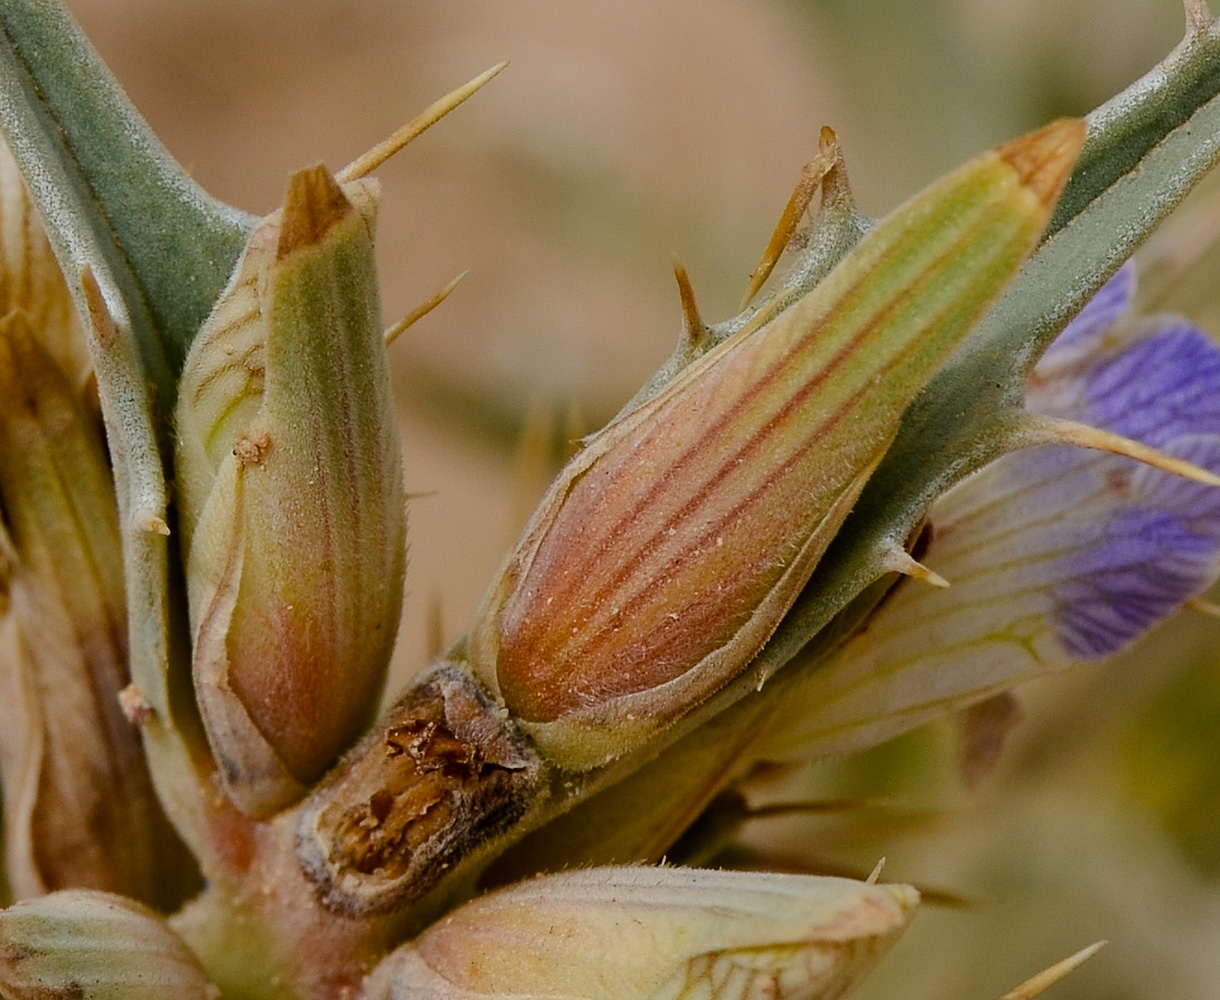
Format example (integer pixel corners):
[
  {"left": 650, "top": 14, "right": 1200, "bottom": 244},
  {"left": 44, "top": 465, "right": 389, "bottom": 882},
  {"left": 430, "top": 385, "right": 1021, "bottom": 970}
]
[{"left": 67, "top": 1, "right": 1220, "bottom": 997}]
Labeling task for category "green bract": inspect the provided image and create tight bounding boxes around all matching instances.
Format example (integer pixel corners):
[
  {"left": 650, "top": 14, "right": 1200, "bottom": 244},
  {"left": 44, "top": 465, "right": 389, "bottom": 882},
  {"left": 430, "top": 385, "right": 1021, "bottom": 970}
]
[
  {"left": 176, "top": 166, "right": 406, "bottom": 817},
  {"left": 469, "top": 120, "right": 1083, "bottom": 770}
]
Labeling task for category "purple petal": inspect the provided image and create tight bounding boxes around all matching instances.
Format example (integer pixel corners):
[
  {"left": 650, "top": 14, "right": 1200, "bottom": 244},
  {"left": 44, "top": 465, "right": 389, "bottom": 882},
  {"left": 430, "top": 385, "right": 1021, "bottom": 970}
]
[
  {"left": 1030, "top": 312, "right": 1220, "bottom": 657},
  {"left": 1053, "top": 435, "right": 1220, "bottom": 657},
  {"left": 1075, "top": 324, "right": 1220, "bottom": 442}
]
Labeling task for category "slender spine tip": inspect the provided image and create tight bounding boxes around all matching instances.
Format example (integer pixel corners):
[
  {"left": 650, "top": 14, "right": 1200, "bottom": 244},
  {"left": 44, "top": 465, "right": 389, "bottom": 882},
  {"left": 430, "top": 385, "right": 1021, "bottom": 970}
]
[
  {"left": 338, "top": 62, "right": 509, "bottom": 183},
  {"left": 384, "top": 270, "right": 468, "bottom": 345},
  {"left": 118, "top": 684, "right": 154, "bottom": 725},
  {"left": 739, "top": 148, "right": 834, "bottom": 310},
  {"left": 426, "top": 590, "right": 446, "bottom": 661},
  {"left": 135, "top": 508, "right": 171, "bottom": 536},
  {"left": 997, "top": 941, "right": 1107, "bottom": 1000},
  {"left": 880, "top": 543, "right": 950, "bottom": 588},
  {"left": 1018, "top": 414, "right": 1220, "bottom": 487},
  {"left": 1185, "top": 596, "right": 1220, "bottom": 618}
]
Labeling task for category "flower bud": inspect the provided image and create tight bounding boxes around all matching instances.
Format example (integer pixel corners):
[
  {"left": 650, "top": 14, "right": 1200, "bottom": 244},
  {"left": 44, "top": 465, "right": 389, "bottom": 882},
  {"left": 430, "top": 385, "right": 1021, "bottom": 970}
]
[
  {"left": 0, "top": 311, "right": 187, "bottom": 906},
  {"left": 175, "top": 164, "right": 406, "bottom": 815},
  {"left": 0, "top": 891, "right": 218, "bottom": 1000},
  {"left": 469, "top": 119, "right": 1085, "bottom": 770},
  {"left": 365, "top": 867, "right": 917, "bottom": 1000}
]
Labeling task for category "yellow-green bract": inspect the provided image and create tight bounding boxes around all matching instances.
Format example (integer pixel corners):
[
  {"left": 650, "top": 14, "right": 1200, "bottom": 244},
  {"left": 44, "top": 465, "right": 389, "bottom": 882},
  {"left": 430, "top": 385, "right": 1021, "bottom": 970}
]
[{"left": 468, "top": 118, "right": 1086, "bottom": 771}]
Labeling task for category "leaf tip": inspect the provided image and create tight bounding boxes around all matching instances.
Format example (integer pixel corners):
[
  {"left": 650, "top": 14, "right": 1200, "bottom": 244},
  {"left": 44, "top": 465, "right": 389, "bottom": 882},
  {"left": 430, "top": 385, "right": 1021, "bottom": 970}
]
[
  {"left": 277, "top": 166, "right": 354, "bottom": 260},
  {"left": 996, "top": 118, "right": 1086, "bottom": 210}
]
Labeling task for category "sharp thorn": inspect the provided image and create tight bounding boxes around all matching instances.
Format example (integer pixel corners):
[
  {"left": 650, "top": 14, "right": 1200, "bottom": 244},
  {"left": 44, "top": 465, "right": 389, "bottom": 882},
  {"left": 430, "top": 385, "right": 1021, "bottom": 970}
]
[
  {"left": 426, "top": 590, "right": 445, "bottom": 662},
  {"left": 865, "top": 857, "right": 886, "bottom": 884},
  {"left": 134, "top": 509, "right": 171, "bottom": 536},
  {"left": 880, "top": 543, "right": 950, "bottom": 588},
  {"left": 1186, "top": 596, "right": 1220, "bottom": 619},
  {"left": 509, "top": 393, "right": 561, "bottom": 538},
  {"left": 338, "top": 62, "right": 508, "bottom": 182},
  {"left": 996, "top": 941, "right": 1107, "bottom": 1000},
  {"left": 739, "top": 142, "right": 836, "bottom": 310},
  {"left": 562, "top": 398, "right": 590, "bottom": 460},
  {"left": 672, "top": 255, "right": 707, "bottom": 347},
  {"left": 384, "top": 271, "right": 468, "bottom": 345},
  {"left": 1019, "top": 415, "right": 1220, "bottom": 487}
]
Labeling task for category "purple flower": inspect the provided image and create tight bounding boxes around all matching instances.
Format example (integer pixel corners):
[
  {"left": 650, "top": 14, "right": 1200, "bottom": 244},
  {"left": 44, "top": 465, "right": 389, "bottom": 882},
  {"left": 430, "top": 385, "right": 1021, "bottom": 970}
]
[
  {"left": 1013, "top": 263, "right": 1220, "bottom": 657},
  {"left": 759, "top": 264, "right": 1220, "bottom": 760}
]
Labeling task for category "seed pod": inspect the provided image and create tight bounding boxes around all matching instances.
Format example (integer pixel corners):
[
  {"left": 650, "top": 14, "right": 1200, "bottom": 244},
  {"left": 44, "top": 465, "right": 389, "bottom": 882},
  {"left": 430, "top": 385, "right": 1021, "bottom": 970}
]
[
  {"left": 0, "top": 891, "right": 218, "bottom": 1000},
  {"left": 175, "top": 165, "right": 406, "bottom": 816},
  {"left": 365, "top": 867, "right": 917, "bottom": 1000},
  {"left": 468, "top": 119, "right": 1085, "bottom": 770}
]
